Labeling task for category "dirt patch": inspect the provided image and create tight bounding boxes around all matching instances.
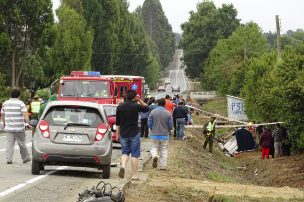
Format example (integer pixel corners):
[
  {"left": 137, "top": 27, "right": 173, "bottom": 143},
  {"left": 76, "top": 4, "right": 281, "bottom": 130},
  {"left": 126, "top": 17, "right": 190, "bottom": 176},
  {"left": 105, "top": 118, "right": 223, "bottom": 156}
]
[
  {"left": 125, "top": 129, "right": 304, "bottom": 201},
  {"left": 236, "top": 151, "right": 304, "bottom": 189},
  {"left": 125, "top": 129, "right": 252, "bottom": 201}
]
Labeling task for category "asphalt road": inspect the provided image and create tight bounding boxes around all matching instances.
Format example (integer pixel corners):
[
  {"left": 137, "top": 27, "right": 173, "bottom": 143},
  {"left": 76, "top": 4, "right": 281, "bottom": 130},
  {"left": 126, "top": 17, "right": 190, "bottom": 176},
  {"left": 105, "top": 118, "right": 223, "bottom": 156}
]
[
  {"left": 152, "top": 49, "right": 188, "bottom": 99},
  {"left": 0, "top": 131, "right": 122, "bottom": 202}
]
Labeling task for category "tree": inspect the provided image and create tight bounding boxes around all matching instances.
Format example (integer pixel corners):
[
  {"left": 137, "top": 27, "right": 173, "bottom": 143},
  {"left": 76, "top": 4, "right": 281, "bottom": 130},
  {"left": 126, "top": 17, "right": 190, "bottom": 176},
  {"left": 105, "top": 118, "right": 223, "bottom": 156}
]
[
  {"left": 242, "top": 44, "right": 304, "bottom": 151},
  {"left": 80, "top": 0, "right": 161, "bottom": 88},
  {"left": 82, "top": 0, "right": 120, "bottom": 74},
  {"left": 203, "top": 23, "right": 268, "bottom": 95},
  {"left": 180, "top": 1, "right": 240, "bottom": 79},
  {"left": 0, "top": 0, "right": 53, "bottom": 88},
  {"left": 281, "top": 29, "right": 304, "bottom": 49},
  {"left": 141, "top": 0, "right": 175, "bottom": 69},
  {"left": 47, "top": 4, "right": 93, "bottom": 80}
]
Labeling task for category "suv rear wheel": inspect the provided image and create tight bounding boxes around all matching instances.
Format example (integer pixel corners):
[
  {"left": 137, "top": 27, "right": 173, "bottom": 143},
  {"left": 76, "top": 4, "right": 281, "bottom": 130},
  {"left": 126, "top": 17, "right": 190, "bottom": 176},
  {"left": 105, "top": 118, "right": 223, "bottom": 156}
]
[
  {"left": 102, "top": 164, "right": 111, "bottom": 179},
  {"left": 32, "top": 160, "right": 41, "bottom": 175}
]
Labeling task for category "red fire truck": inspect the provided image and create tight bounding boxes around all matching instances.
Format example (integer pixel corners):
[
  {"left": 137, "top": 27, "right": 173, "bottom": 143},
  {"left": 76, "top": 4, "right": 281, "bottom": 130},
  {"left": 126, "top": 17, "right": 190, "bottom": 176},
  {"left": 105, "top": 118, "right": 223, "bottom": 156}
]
[
  {"left": 102, "top": 75, "right": 145, "bottom": 103},
  {"left": 57, "top": 71, "right": 117, "bottom": 104}
]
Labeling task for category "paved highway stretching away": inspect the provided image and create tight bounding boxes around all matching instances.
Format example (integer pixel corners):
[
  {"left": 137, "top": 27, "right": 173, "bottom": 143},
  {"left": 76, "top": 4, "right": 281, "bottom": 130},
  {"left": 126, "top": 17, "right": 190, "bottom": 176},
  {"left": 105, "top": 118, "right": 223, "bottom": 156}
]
[{"left": 152, "top": 49, "right": 188, "bottom": 99}]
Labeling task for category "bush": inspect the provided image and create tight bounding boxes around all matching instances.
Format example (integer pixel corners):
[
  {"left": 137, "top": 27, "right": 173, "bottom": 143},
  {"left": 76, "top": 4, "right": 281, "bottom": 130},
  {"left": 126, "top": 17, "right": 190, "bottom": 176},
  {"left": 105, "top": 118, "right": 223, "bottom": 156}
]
[
  {"left": 20, "top": 89, "right": 31, "bottom": 103},
  {"left": 36, "top": 88, "right": 51, "bottom": 101}
]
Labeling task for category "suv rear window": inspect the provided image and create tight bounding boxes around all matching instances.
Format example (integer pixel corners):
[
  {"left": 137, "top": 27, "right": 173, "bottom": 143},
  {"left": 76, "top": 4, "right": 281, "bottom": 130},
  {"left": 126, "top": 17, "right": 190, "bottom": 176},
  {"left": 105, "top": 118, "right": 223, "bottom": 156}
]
[{"left": 44, "top": 106, "right": 103, "bottom": 127}]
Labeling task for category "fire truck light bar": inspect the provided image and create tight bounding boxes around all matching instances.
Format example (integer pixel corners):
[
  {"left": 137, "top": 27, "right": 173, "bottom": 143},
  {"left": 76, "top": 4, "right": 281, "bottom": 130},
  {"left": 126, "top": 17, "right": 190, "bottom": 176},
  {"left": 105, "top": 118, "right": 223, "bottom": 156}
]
[{"left": 71, "top": 71, "right": 101, "bottom": 77}]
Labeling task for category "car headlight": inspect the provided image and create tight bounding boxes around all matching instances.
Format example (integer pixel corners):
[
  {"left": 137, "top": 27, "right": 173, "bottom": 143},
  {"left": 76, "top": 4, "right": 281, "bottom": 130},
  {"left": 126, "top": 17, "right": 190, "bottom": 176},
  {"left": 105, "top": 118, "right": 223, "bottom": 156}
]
[{"left": 112, "top": 124, "right": 117, "bottom": 131}]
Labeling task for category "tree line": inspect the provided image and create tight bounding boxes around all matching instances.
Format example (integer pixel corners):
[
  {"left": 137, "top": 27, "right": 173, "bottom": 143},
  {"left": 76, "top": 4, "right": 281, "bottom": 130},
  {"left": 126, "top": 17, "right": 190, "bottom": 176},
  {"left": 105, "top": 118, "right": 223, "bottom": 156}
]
[
  {"left": 0, "top": 0, "right": 175, "bottom": 97},
  {"left": 180, "top": 0, "right": 304, "bottom": 152}
]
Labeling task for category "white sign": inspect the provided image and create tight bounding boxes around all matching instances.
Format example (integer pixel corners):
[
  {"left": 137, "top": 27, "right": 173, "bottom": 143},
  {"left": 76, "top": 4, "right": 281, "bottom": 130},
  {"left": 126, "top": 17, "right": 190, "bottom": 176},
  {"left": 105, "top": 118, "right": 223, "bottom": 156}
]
[{"left": 227, "top": 95, "right": 248, "bottom": 121}]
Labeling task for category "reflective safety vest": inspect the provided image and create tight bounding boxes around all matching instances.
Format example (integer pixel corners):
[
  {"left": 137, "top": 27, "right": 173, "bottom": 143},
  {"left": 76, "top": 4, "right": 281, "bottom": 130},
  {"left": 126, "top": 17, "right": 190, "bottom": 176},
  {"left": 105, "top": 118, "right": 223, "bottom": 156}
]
[
  {"left": 207, "top": 121, "right": 215, "bottom": 132},
  {"left": 30, "top": 101, "right": 41, "bottom": 113}
]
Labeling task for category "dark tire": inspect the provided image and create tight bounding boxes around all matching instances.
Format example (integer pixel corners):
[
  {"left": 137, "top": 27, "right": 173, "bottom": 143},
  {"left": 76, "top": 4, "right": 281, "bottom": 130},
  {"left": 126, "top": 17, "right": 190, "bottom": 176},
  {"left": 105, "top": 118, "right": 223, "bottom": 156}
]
[
  {"left": 32, "top": 160, "right": 41, "bottom": 175},
  {"left": 40, "top": 164, "right": 45, "bottom": 171},
  {"left": 102, "top": 164, "right": 111, "bottom": 179}
]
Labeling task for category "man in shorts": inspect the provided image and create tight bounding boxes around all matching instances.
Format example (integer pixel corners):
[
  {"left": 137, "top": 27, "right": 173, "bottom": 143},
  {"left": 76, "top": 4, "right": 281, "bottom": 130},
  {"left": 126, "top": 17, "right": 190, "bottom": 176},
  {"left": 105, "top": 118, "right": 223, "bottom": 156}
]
[{"left": 116, "top": 90, "right": 149, "bottom": 180}]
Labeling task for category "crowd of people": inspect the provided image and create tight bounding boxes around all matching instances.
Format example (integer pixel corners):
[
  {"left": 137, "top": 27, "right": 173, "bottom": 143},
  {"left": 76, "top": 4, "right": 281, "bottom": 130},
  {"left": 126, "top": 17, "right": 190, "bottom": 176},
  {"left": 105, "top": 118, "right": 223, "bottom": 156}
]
[
  {"left": 258, "top": 123, "right": 291, "bottom": 159},
  {"left": 116, "top": 90, "right": 194, "bottom": 180},
  {"left": 139, "top": 94, "right": 193, "bottom": 140}
]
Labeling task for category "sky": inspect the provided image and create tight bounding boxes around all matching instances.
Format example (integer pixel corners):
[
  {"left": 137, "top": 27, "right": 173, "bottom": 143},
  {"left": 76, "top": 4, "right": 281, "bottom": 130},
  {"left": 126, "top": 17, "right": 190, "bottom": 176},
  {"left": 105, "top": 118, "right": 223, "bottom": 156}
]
[{"left": 52, "top": 0, "right": 304, "bottom": 34}]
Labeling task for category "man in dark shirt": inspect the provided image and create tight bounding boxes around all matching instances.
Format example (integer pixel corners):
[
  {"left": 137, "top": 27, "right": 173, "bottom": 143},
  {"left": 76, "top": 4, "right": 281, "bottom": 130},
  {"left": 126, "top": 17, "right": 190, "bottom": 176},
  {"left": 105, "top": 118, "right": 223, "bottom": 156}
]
[
  {"left": 172, "top": 101, "right": 188, "bottom": 140},
  {"left": 116, "top": 90, "right": 149, "bottom": 180}
]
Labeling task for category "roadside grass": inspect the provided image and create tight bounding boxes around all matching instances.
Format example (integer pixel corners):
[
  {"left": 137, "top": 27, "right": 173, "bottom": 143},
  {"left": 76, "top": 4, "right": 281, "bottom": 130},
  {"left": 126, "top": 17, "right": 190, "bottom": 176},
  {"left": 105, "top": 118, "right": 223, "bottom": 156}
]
[
  {"left": 203, "top": 96, "right": 227, "bottom": 117},
  {"left": 207, "top": 172, "right": 233, "bottom": 183}
]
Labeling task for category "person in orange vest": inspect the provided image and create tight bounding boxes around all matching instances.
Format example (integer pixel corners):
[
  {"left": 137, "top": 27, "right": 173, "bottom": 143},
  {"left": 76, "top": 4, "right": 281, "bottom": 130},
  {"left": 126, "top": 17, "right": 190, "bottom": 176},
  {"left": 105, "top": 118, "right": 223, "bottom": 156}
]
[{"left": 164, "top": 95, "right": 174, "bottom": 113}]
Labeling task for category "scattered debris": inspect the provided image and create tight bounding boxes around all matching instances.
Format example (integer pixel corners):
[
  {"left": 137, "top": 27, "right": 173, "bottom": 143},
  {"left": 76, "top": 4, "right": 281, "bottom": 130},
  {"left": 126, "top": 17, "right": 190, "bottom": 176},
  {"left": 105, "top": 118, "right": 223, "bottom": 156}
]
[
  {"left": 254, "top": 169, "right": 259, "bottom": 176},
  {"left": 237, "top": 165, "right": 247, "bottom": 170},
  {"left": 77, "top": 181, "right": 125, "bottom": 202},
  {"left": 182, "top": 134, "right": 193, "bottom": 140}
]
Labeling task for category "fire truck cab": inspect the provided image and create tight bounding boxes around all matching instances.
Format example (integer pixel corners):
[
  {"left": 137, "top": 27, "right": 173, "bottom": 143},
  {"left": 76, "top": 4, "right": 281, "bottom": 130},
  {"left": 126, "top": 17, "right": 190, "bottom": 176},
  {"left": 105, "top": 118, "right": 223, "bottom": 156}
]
[
  {"left": 102, "top": 75, "right": 145, "bottom": 103},
  {"left": 57, "top": 71, "right": 116, "bottom": 104}
]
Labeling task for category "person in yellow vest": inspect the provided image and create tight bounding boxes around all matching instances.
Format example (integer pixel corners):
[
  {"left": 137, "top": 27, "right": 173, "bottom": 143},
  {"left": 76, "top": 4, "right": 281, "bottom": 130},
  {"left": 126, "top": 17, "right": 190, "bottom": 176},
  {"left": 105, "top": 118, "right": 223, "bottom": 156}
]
[
  {"left": 28, "top": 95, "right": 42, "bottom": 136},
  {"left": 203, "top": 115, "right": 216, "bottom": 153},
  {"left": 28, "top": 95, "right": 42, "bottom": 119}
]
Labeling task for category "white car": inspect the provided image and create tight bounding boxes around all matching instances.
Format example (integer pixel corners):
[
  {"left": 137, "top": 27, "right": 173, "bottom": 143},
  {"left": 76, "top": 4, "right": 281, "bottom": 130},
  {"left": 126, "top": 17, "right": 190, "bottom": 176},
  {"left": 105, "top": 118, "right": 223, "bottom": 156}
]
[
  {"left": 172, "top": 85, "right": 180, "bottom": 92},
  {"left": 158, "top": 85, "right": 166, "bottom": 92}
]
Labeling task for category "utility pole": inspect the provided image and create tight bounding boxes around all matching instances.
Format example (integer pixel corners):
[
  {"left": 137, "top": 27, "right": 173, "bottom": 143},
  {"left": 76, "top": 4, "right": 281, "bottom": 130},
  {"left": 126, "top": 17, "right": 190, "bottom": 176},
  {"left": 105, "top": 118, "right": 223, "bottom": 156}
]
[{"left": 275, "top": 15, "right": 281, "bottom": 59}]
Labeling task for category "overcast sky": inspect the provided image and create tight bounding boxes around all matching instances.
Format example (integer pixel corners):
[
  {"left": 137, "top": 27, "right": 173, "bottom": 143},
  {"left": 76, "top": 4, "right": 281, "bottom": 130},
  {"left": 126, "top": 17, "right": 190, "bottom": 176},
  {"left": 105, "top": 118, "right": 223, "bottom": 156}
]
[{"left": 52, "top": 0, "right": 304, "bottom": 34}]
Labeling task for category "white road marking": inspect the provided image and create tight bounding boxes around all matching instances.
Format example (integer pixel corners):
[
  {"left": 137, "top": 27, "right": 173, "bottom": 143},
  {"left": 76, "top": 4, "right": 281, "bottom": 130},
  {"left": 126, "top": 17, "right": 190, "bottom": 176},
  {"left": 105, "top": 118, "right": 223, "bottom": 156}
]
[
  {"left": 0, "top": 166, "right": 68, "bottom": 198},
  {"left": 0, "top": 142, "right": 32, "bottom": 152}
]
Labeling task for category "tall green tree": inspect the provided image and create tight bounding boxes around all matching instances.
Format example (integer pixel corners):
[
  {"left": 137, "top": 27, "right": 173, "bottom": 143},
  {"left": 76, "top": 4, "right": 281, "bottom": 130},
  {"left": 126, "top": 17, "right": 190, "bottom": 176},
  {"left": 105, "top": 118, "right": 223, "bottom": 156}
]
[
  {"left": 47, "top": 4, "right": 93, "bottom": 80},
  {"left": 0, "top": 0, "right": 53, "bottom": 88},
  {"left": 241, "top": 44, "right": 304, "bottom": 151},
  {"left": 141, "top": 0, "right": 175, "bottom": 69},
  {"left": 82, "top": 0, "right": 120, "bottom": 74},
  {"left": 203, "top": 23, "right": 268, "bottom": 95},
  {"left": 79, "top": 0, "right": 161, "bottom": 88},
  {"left": 180, "top": 1, "right": 240, "bottom": 79}
]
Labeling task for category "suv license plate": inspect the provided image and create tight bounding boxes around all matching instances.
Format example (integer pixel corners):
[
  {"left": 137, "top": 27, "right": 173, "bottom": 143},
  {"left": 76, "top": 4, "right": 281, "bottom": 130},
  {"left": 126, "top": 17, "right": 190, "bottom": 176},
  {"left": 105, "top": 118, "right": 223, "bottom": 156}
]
[{"left": 63, "top": 134, "right": 82, "bottom": 143}]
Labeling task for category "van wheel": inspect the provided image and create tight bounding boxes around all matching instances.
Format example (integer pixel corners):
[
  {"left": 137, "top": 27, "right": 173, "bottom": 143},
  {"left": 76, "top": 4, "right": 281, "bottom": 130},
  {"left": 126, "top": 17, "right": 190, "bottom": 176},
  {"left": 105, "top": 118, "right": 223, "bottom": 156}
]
[
  {"left": 102, "top": 164, "right": 111, "bottom": 179},
  {"left": 32, "top": 160, "right": 41, "bottom": 175}
]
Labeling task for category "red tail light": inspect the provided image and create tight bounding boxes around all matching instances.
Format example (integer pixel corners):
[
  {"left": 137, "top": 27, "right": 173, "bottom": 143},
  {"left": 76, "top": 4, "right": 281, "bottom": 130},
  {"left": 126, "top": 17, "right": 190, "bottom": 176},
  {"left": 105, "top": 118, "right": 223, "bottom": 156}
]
[
  {"left": 39, "top": 120, "right": 50, "bottom": 139},
  {"left": 95, "top": 123, "right": 108, "bottom": 141}
]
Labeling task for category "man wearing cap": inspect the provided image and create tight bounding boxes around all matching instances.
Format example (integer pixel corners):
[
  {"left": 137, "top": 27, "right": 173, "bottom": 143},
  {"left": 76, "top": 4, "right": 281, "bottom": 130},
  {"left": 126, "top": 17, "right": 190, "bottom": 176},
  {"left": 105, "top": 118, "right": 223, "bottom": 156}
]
[{"left": 203, "top": 116, "right": 216, "bottom": 153}]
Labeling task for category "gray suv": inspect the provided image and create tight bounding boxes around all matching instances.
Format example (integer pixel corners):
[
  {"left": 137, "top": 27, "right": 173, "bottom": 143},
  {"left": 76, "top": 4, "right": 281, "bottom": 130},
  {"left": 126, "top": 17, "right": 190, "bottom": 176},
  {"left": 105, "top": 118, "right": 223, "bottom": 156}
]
[{"left": 31, "top": 101, "right": 112, "bottom": 178}]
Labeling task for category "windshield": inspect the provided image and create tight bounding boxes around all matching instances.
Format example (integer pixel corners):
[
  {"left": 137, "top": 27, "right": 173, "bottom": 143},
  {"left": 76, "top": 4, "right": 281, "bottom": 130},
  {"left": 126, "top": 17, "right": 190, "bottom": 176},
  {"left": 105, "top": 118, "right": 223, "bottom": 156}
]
[
  {"left": 104, "top": 105, "right": 117, "bottom": 116},
  {"left": 60, "top": 80, "right": 109, "bottom": 98},
  {"left": 44, "top": 106, "right": 103, "bottom": 127}
]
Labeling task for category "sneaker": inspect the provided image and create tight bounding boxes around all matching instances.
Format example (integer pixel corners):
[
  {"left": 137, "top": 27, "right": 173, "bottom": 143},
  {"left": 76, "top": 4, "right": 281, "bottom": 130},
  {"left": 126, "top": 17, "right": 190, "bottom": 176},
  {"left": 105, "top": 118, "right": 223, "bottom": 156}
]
[
  {"left": 7, "top": 161, "right": 12, "bottom": 164},
  {"left": 118, "top": 167, "right": 125, "bottom": 179},
  {"left": 152, "top": 156, "right": 158, "bottom": 168},
  {"left": 159, "top": 167, "right": 167, "bottom": 171},
  {"left": 23, "top": 157, "right": 31, "bottom": 163}
]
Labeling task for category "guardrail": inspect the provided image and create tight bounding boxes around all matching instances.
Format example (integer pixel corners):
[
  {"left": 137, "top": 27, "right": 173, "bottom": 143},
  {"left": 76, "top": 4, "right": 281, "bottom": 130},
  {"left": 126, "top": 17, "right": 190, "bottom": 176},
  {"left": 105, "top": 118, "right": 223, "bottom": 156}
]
[{"left": 190, "top": 91, "right": 216, "bottom": 101}]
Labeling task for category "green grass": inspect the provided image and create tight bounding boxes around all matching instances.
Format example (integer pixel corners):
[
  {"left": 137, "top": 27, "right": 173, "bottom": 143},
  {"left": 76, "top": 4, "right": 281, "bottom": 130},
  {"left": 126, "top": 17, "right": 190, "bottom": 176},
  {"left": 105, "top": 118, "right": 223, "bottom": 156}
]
[
  {"left": 203, "top": 97, "right": 228, "bottom": 116},
  {"left": 207, "top": 172, "right": 233, "bottom": 183}
]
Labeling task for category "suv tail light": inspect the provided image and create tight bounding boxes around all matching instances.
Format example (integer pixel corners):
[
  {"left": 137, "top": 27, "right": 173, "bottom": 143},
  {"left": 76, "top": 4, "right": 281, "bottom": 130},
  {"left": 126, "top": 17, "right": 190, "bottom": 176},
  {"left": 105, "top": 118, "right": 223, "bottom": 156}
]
[
  {"left": 39, "top": 120, "right": 50, "bottom": 139},
  {"left": 95, "top": 123, "right": 108, "bottom": 141}
]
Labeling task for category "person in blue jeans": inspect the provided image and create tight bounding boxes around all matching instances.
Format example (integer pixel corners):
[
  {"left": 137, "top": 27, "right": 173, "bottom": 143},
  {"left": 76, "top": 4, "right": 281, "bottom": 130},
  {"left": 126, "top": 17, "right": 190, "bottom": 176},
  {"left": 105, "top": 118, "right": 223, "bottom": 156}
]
[
  {"left": 116, "top": 90, "right": 149, "bottom": 180},
  {"left": 172, "top": 101, "right": 188, "bottom": 140}
]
